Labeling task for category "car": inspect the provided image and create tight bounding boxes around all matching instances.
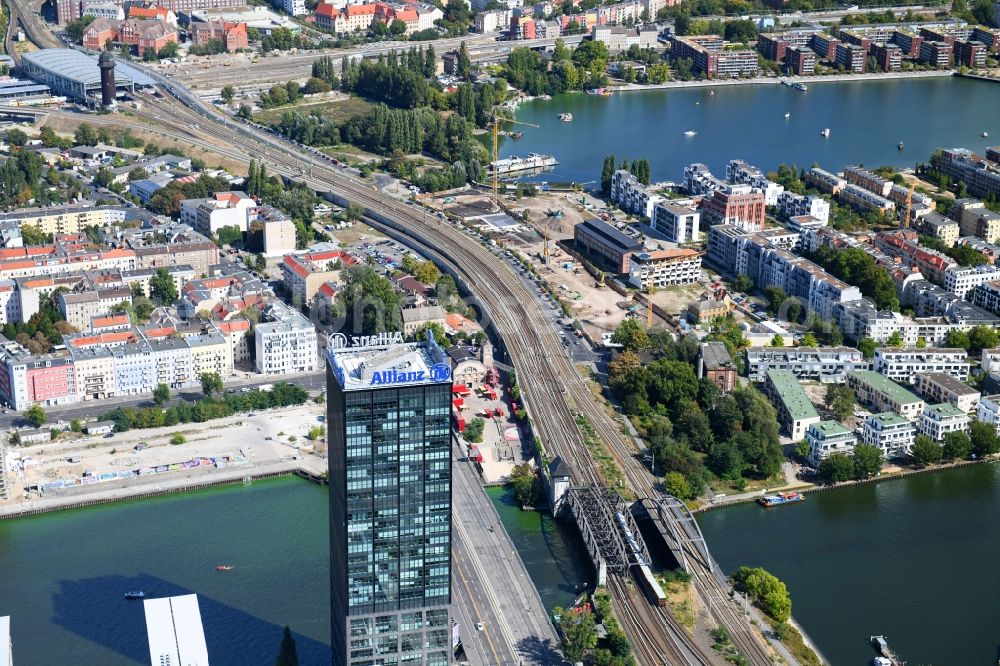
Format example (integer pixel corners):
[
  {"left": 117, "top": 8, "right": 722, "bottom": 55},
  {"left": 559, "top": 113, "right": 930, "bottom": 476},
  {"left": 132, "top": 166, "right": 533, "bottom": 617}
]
[
  {"left": 104, "top": 433, "right": 115, "bottom": 439},
  {"left": 134, "top": 444, "right": 148, "bottom": 451},
  {"left": 475, "top": 622, "right": 484, "bottom": 631}
]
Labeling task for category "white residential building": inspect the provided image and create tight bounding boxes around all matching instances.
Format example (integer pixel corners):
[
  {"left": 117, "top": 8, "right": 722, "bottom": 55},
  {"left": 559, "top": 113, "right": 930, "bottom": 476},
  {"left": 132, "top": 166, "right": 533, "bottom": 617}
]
[
  {"left": 764, "top": 369, "right": 820, "bottom": 441},
  {"left": 726, "top": 159, "right": 784, "bottom": 206},
  {"left": 977, "top": 394, "right": 1000, "bottom": 433},
  {"left": 777, "top": 191, "right": 830, "bottom": 225},
  {"left": 942, "top": 264, "right": 1000, "bottom": 300},
  {"left": 275, "top": 0, "right": 307, "bottom": 14},
  {"left": 684, "top": 163, "right": 727, "bottom": 195},
  {"left": 744, "top": 346, "right": 869, "bottom": 383},
  {"left": 180, "top": 191, "right": 257, "bottom": 237},
  {"left": 862, "top": 412, "right": 916, "bottom": 458},
  {"left": 651, "top": 202, "right": 700, "bottom": 243},
  {"left": 847, "top": 370, "right": 926, "bottom": 421},
  {"left": 610, "top": 170, "right": 662, "bottom": 218},
  {"left": 918, "top": 402, "right": 969, "bottom": 441},
  {"left": 805, "top": 420, "right": 858, "bottom": 466},
  {"left": 254, "top": 301, "right": 318, "bottom": 375},
  {"left": 627, "top": 249, "right": 702, "bottom": 289},
  {"left": 873, "top": 347, "right": 970, "bottom": 383}
]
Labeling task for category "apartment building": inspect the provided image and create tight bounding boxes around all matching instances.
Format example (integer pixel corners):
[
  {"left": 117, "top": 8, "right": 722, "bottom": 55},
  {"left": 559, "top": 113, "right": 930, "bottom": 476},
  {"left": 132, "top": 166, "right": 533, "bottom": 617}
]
[
  {"left": 804, "top": 167, "right": 847, "bottom": 195},
  {"left": 254, "top": 301, "right": 318, "bottom": 375},
  {"left": 839, "top": 184, "right": 896, "bottom": 215},
  {"left": 913, "top": 372, "right": 980, "bottom": 413},
  {"left": 805, "top": 420, "right": 858, "bottom": 466},
  {"left": 744, "top": 346, "right": 868, "bottom": 383},
  {"left": 726, "top": 160, "right": 785, "bottom": 206},
  {"left": 943, "top": 264, "right": 1000, "bottom": 299},
  {"left": 918, "top": 402, "right": 969, "bottom": 441},
  {"left": 610, "top": 170, "right": 662, "bottom": 218},
  {"left": 0, "top": 205, "right": 128, "bottom": 238},
  {"left": 955, "top": 204, "right": 1000, "bottom": 242},
  {"left": 871, "top": 42, "right": 902, "bottom": 71},
  {"left": 875, "top": 230, "right": 956, "bottom": 282},
  {"left": 764, "top": 369, "right": 820, "bottom": 441},
  {"left": 698, "top": 341, "right": 737, "bottom": 394},
  {"left": 847, "top": 370, "right": 926, "bottom": 420},
  {"left": 977, "top": 394, "right": 1000, "bottom": 433},
  {"left": 955, "top": 39, "right": 987, "bottom": 67},
  {"left": 810, "top": 32, "right": 840, "bottom": 60},
  {"left": 919, "top": 40, "right": 953, "bottom": 66},
  {"left": 835, "top": 43, "right": 866, "bottom": 71},
  {"left": 786, "top": 47, "right": 816, "bottom": 75},
  {"left": 628, "top": 249, "right": 702, "bottom": 289},
  {"left": 669, "top": 35, "right": 758, "bottom": 79},
  {"left": 939, "top": 148, "right": 1000, "bottom": 199},
  {"left": 917, "top": 211, "right": 960, "bottom": 247},
  {"left": 281, "top": 249, "right": 356, "bottom": 305},
  {"left": 684, "top": 163, "right": 727, "bottom": 195},
  {"left": 873, "top": 347, "right": 970, "bottom": 383},
  {"left": 974, "top": 280, "right": 1000, "bottom": 314},
  {"left": 57, "top": 288, "right": 132, "bottom": 331},
  {"left": 179, "top": 191, "right": 257, "bottom": 237},
  {"left": 844, "top": 165, "right": 892, "bottom": 197},
  {"left": 651, "top": 202, "right": 700, "bottom": 243},
  {"left": 699, "top": 186, "right": 766, "bottom": 232},
  {"left": 777, "top": 192, "right": 830, "bottom": 225},
  {"left": 862, "top": 412, "right": 915, "bottom": 458}
]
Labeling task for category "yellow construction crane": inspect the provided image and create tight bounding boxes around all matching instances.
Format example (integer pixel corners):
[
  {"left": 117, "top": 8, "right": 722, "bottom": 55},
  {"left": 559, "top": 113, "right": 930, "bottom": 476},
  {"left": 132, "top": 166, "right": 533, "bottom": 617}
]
[
  {"left": 902, "top": 181, "right": 917, "bottom": 229},
  {"left": 491, "top": 113, "right": 539, "bottom": 211}
]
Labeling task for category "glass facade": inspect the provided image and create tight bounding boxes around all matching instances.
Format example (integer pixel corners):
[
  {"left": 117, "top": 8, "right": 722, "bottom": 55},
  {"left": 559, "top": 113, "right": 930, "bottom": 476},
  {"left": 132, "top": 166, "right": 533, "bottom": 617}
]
[{"left": 329, "top": 360, "right": 452, "bottom": 666}]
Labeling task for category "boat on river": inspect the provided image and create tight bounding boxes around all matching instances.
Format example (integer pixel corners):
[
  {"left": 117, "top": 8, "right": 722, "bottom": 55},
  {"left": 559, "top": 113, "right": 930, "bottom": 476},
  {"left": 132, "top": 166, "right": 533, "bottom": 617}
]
[
  {"left": 683, "top": 130, "right": 697, "bottom": 136},
  {"left": 124, "top": 591, "right": 146, "bottom": 600},
  {"left": 558, "top": 113, "right": 573, "bottom": 122},
  {"left": 757, "top": 491, "right": 804, "bottom": 507},
  {"left": 794, "top": 82, "right": 807, "bottom": 91},
  {"left": 216, "top": 565, "right": 233, "bottom": 571},
  {"left": 870, "top": 635, "right": 904, "bottom": 665},
  {"left": 820, "top": 128, "right": 831, "bottom": 137}
]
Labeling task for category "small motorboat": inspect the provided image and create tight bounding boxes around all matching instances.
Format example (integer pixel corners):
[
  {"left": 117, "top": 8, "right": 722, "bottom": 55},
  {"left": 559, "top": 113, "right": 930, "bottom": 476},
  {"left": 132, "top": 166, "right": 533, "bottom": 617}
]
[
  {"left": 983, "top": 131, "right": 990, "bottom": 138},
  {"left": 820, "top": 128, "right": 831, "bottom": 137},
  {"left": 708, "top": 90, "right": 715, "bottom": 96},
  {"left": 784, "top": 112, "right": 790, "bottom": 118},
  {"left": 216, "top": 565, "right": 233, "bottom": 572},
  {"left": 794, "top": 82, "right": 807, "bottom": 91},
  {"left": 897, "top": 142, "right": 904, "bottom": 150},
  {"left": 684, "top": 130, "right": 697, "bottom": 136},
  {"left": 558, "top": 113, "right": 573, "bottom": 122},
  {"left": 125, "top": 591, "right": 146, "bottom": 600}
]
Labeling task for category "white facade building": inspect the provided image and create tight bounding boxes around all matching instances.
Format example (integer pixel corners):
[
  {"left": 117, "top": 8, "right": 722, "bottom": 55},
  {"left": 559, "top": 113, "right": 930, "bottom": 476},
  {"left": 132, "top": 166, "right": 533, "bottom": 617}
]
[
  {"left": 862, "top": 412, "right": 916, "bottom": 458},
  {"left": 918, "top": 402, "right": 969, "bottom": 441},
  {"left": 627, "top": 249, "right": 702, "bottom": 289},
  {"left": 610, "top": 170, "right": 662, "bottom": 219},
  {"left": 873, "top": 347, "right": 970, "bottom": 383},
  {"left": 254, "top": 301, "right": 318, "bottom": 375},
  {"left": 651, "top": 202, "right": 700, "bottom": 243},
  {"left": 805, "top": 420, "right": 858, "bottom": 466}
]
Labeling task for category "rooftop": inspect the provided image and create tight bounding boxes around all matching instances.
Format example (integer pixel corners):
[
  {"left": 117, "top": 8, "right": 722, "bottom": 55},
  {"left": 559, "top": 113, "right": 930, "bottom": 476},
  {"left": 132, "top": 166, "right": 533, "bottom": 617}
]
[
  {"left": 869, "top": 411, "right": 910, "bottom": 427},
  {"left": 810, "top": 420, "right": 852, "bottom": 437},
  {"left": 701, "top": 341, "right": 734, "bottom": 370},
  {"left": 850, "top": 370, "right": 925, "bottom": 405},
  {"left": 576, "top": 218, "right": 643, "bottom": 253},
  {"left": 327, "top": 337, "right": 451, "bottom": 392},
  {"left": 925, "top": 402, "right": 967, "bottom": 418},
  {"left": 143, "top": 595, "right": 209, "bottom": 666},
  {"left": 916, "top": 371, "right": 979, "bottom": 396},
  {"left": 767, "top": 369, "right": 819, "bottom": 422}
]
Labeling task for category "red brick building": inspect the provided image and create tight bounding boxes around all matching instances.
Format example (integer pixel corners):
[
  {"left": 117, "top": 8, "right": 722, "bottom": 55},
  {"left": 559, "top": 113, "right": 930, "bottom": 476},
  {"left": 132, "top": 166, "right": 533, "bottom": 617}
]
[
  {"left": 82, "top": 18, "right": 178, "bottom": 55},
  {"left": 191, "top": 19, "right": 248, "bottom": 51},
  {"left": 700, "top": 188, "right": 766, "bottom": 232}
]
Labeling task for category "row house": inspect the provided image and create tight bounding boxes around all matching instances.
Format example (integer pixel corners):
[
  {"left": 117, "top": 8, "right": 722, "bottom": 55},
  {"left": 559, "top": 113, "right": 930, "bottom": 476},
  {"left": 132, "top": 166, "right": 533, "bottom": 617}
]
[{"left": 804, "top": 167, "right": 847, "bottom": 195}]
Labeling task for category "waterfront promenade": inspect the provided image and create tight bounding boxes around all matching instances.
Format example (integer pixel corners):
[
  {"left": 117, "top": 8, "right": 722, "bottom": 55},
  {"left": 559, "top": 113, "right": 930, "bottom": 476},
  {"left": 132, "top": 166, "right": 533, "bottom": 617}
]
[{"left": 614, "top": 69, "right": 956, "bottom": 93}]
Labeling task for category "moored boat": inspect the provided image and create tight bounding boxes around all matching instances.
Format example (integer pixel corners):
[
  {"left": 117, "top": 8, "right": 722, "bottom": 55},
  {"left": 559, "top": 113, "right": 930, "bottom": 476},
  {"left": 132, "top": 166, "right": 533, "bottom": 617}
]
[
  {"left": 794, "top": 82, "right": 807, "bottom": 91},
  {"left": 558, "top": 113, "right": 573, "bottom": 122},
  {"left": 125, "top": 591, "right": 146, "bottom": 600},
  {"left": 757, "top": 491, "right": 805, "bottom": 507},
  {"left": 870, "top": 635, "right": 904, "bottom": 666},
  {"left": 820, "top": 128, "right": 830, "bottom": 137},
  {"left": 216, "top": 565, "right": 233, "bottom": 571}
]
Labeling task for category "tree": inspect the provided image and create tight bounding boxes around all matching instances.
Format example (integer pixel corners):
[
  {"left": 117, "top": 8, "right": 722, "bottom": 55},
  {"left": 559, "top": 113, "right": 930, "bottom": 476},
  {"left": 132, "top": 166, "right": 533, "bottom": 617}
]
[
  {"left": 275, "top": 626, "right": 299, "bottom": 666},
  {"left": 558, "top": 607, "right": 597, "bottom": 662},
  {"left": 793, "top": 440, "right": 810, "bottom": 463},
  {"left": 732, "top": 273, "right": 753, "bottom": 293},
  {"left": 216, "top": 225, "right": 243, "bottom": 247},
  {"left": 611, "top": 319, "right": 649, "bottom": 352},
  {"left": 858, "top": 337, "right": 877, "bottom": 359},
  {"left": 942, "top": 430, "right": 972, "bottom": 460},
  {"left": 510, "top": 463, "right": 540, "bottom": 507},
  {"left": 600, "top": 154, "right": 616, "bottom": 195},
  {"left": 800, "top": 332, "right": 818, "bottom": 348},
  {"left": 170, "top": 433, "right": 186, "bottom": 445},
  {"left": 25, "top": 404, "right": 46, "bottom": 428},
  {"left": 852, "top": 443, "right": 883, "bottom": 479},
  {"left": 6, "top": 128, "right": 27, "bottom": 147},
  {"left": 824, "top": 385, "right": 855, "bottom": 421},
  {"left": 153, "top": 383, "right": 170, "bottom": 405},
  {"left": 770, "top": 334, "right": 784, "bottom": 347},
  {"left": 886, "top": 331, "right": 903, "bottom": 347},
  {"left": 457, "top": 41, "right": 472, "bottom": 80},
  {"left": 969, "top": 420, "right": 1000, "bottom": 458},
  {"left": 220, "top": 85, "right": 235, "bottom": 104},
  {"left": 911, "top": 434, "right": 942, "bottom": 468},
  {"left": 200, "top": 372, "right": 224, "bottom": 397},
  {"left": 967, "top": 325, "right": 999, "bottom": 355},
  {"left": 158, "top": 40, "right": 179, "bottom": 59},
  {"left": 731, "top": 566, "right": 792, "bottom": 623},
  {"left": 464, "top": 416, "right": 485, "bottom": 443},
  {"left": 945, "top": 328, "right": 970, "bottom": 349},
  {"left": 149, "top": 268, "right": 178, "bottom": 305},
  {"left": 818, "top": 452, "right": 853, "bottom": 484},
  {"left": 74, "top": 123, "right": 97, "bottom": 146},
  {"left": 663, "top": 470, "right": 693, "bottom": 500}
]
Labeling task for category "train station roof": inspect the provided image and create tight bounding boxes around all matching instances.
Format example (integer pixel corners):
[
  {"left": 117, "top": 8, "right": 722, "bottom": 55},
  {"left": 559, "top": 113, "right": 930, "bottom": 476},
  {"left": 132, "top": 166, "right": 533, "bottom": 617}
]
[{"left": 22, "top": 49, "right": 155, "bottom": 87}]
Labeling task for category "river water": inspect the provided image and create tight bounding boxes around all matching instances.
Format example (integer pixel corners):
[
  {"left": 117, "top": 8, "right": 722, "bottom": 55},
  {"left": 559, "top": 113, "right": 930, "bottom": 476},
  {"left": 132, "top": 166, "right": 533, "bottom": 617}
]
[
  {"left": 507, "top": 76, "right": 1000, "bottom": 184},
  {"left": 0, "top": 478, "right": 592, "bottom": 663},
  {"left": 698, "top": 462, "right": 1000, "bottom": 665}
]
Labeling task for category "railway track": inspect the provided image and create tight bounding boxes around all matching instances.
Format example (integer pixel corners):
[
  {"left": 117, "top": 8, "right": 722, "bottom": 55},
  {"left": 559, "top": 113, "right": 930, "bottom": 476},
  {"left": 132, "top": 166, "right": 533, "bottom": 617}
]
[{"left": 53, "top": 80, "right": 770, "bottom": 665}]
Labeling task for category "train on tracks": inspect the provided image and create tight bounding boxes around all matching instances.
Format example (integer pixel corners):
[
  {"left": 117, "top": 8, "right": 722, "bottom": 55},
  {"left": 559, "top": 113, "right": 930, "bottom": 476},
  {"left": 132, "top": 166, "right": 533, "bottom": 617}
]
[{"left": 616, "top": 511, "right": 667, "bottom": 608}]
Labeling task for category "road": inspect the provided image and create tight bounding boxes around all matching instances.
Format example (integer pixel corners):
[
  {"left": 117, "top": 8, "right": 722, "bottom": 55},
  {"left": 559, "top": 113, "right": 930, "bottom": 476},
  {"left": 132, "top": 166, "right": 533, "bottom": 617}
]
[{"left": 451, "top": 440, "right": 563, "bottom": 665}]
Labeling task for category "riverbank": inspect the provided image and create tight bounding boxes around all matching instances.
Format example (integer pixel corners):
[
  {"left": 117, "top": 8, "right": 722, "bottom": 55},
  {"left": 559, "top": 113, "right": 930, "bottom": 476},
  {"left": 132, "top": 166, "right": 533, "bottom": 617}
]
[
  {"left": 696, "top": 456, "right": 996, "bottom": 513},
  {"left": 0, "top": 457, "right": 326, "bottom": 520},
  {"left": 612, "top": 69, "right": 955, "bottom": 93}
]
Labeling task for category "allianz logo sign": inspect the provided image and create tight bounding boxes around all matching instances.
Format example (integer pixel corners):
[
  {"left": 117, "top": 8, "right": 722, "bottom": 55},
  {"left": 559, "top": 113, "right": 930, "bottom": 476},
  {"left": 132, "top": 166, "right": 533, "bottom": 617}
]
[{"left": 370, "top": 363, "right": 451, "bottom": 386}]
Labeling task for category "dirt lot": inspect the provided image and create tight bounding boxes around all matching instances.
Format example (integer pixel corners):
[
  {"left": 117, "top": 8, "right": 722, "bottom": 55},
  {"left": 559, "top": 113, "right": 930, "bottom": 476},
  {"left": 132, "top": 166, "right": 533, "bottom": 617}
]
[
  {"left": 4, "top": 402, "right": 326, "bottom": 501},
  {"left": 802, "top": 382, "right": 868, "bottom": 430}
]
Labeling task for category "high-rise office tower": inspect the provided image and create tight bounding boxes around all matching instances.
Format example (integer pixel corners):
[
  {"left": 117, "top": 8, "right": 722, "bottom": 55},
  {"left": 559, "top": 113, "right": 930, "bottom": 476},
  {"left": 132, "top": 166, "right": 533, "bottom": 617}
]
[{"left": 326, "top": 332, "right": 453, "bottom": 666}]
